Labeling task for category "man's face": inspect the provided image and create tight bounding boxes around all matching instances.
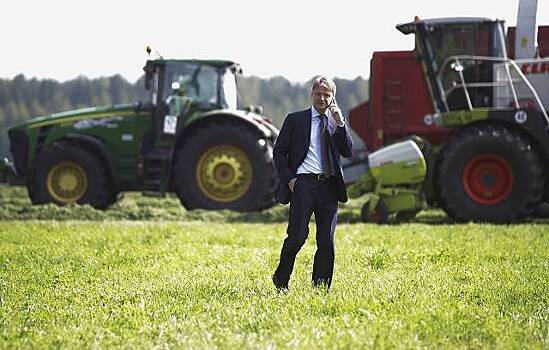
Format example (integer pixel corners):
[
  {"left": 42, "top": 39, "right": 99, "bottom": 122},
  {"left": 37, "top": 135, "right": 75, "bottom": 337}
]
[{"left": 311, "top": 85, "right": 334, "bottom": 114}]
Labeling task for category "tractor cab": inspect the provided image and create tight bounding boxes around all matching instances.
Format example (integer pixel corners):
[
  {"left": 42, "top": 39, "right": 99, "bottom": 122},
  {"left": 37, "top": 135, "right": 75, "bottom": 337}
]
[
  {"left": 398, "top": 18, "right": 509, "bottom": 112},
  {"left": 144, "top": 59, "right": 241, "bottom": 140}
]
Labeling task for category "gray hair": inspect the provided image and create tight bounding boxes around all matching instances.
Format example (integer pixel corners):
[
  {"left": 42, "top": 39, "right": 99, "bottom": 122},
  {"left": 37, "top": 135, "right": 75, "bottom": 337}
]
[{"left": 311, "top": 76, "right": 336, "bottom": 95}]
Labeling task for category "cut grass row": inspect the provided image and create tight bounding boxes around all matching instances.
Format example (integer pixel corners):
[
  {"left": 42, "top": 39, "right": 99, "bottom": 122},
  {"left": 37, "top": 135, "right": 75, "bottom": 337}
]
[{"left": 0, "top": 185, "right": 452, "bottom": 223}]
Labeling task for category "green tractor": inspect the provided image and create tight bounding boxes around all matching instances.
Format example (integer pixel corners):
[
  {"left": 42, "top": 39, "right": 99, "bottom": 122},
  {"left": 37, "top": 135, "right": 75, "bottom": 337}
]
[{"left": 1, "top": 58, "right": 279, "bottom": 211}]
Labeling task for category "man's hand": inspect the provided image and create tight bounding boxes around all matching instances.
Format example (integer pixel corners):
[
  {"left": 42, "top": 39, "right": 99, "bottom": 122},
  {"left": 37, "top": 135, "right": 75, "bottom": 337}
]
[
  {"left": 329, "top": 104, "right": 344, "bottom": 126},
  {"left": 288, "top": 177, "right": 297, "bottom": 192}
]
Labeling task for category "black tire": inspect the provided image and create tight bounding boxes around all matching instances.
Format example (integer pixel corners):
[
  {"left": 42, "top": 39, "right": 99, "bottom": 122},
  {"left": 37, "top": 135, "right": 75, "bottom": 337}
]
[
  {"left": 173, "top": 122, "right": 278, "bottom": 211},
  {"left": 361, "top": 199, "right": 389, "bottom": 223},
  {"left": 532, "top": 202, "right": 549, "bottom": 218},
  {"left": 437, "top": 124, "right": 544, "bottom": 223},
  {"left": 105, "top": 192, "right": 124, "bottom": 207},
  {"left": 28, "top": 140, "right": 114, "bottom": 209}
]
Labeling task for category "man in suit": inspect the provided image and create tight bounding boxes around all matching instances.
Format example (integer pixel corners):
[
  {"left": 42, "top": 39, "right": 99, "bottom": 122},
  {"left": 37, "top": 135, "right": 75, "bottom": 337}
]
[{"left": 272, "top": 76, "right": 353, "bottom": 291}]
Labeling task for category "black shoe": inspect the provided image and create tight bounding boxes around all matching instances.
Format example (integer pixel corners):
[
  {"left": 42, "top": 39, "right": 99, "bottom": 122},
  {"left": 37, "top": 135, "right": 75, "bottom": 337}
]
[
  {"left": 312, "top": 279, "right": 331, "bottom": 292},
  {"left": 272, "top": 273, "right": 287, "bottom": 291}
]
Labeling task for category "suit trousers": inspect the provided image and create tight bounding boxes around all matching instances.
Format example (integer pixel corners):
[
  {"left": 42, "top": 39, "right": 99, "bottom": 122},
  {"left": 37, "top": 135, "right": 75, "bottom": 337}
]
[{"left": 274, "top": 174, "right": 338, "bottom": 289}]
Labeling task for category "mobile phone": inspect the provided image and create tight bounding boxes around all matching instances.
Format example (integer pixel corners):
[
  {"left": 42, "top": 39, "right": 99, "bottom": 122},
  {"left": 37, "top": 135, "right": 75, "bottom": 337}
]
[{"left": 330, "top": 96, "right": 337, "bottom": 108}]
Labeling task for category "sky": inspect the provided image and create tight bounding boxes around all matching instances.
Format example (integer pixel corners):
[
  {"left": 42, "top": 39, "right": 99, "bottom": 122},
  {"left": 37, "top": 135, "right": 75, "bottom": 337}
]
[{"left": 2, "top": 0, "right": 548, "bottom": 83}]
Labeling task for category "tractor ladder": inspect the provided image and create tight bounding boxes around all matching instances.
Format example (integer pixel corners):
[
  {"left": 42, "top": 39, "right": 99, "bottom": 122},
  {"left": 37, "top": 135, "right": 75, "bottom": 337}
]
[{"left": 142, "top": 147, "right": 172, "bottom": 196}]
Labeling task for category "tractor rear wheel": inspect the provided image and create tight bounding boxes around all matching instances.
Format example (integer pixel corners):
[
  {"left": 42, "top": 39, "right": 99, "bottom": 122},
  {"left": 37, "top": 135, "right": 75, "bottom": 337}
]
[
  {"left": 29, "top": 141, "right": 114, "bottom": 209},
  {"left": 173, "top": 122, "right": 278, "bottom": 211},
  {"left": 437, "top": 125, "right": 544, "bottom": 222}
]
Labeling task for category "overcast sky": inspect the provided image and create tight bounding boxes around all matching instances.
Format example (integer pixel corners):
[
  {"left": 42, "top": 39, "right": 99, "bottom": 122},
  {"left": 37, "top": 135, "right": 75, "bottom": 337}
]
[{"left": 2, "top": 0, "right": 548, "bottom": 83}]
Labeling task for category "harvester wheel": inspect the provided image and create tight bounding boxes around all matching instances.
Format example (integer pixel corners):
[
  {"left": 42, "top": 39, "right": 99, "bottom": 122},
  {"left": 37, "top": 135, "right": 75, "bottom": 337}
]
[
  {"left": 532, "top": 202, "right": 549, "bottom": 218},
  {"left": 438, "top": 124, "right": 544, "bottom": 223},
  {"left": 361, "top": 200, "right": 389, "bottom": 224},
  {"left": 173, "top": 122, "right": 278, "bottom": 211},
  {"left": 29, "top": 141, "right": 114, "bottom": 209}
]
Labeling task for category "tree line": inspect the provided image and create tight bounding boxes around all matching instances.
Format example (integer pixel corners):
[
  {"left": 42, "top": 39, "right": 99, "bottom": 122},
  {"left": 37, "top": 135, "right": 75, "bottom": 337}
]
[{"left": 0, "top": 74, "right": 368, "bottom": 159}]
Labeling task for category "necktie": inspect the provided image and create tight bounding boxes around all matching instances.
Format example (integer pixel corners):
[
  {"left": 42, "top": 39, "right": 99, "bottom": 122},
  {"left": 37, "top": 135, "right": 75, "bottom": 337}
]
[{"left": 319, "top": 114, "right": 332, "bottom": 176}]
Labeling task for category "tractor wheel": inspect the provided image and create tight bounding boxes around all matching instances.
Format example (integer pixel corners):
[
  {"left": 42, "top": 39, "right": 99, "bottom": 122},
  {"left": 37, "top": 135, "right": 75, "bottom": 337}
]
[
  {"left": 361, "top": 200, "right": 389, "bottom": 223},
  {"left": 29, "top": 141, "right": 114, "bottom": 209},
  {"left": 532, "top": 202, "right": 549, "bottom": 218},
  {"left": 173, "top": 122, "right": 278, "bottom": 211},
  {"left": 437, "top": 124, "right": 544, "bottom": 223}
]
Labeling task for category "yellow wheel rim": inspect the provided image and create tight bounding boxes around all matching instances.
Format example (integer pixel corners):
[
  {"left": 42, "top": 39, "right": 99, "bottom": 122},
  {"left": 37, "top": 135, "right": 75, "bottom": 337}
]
[
  {"left": 46, "top": 161, "right": 88, "bottom": 203},
  {"left": 196, "top": 145, "right": 253, "bottom": 203}
]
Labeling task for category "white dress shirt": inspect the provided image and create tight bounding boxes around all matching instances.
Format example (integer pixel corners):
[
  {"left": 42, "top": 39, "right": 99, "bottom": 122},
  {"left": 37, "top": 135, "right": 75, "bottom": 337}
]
[{"left": 296, "top": 106, "right": 344, "bottom": 175}]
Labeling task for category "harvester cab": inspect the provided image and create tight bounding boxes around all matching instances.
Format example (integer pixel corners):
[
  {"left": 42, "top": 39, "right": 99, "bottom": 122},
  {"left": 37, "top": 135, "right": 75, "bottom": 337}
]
[
  {"left": 398, "top": 18, "right": 508, "bottom": 112},
  {"left": 397, "top": 17, "right": 548, "bottom": 119}
]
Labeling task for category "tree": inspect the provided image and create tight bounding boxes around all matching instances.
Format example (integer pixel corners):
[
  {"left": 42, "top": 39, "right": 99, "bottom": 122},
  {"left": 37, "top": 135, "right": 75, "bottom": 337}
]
[{"left": 0, "top": 74, "right": 369, "bottom": 159}]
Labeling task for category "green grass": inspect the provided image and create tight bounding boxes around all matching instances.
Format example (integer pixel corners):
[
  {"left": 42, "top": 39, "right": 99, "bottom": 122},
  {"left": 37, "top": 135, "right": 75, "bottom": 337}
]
[{"left": 0, "top": 186, "right": 548, "bottom": 348}]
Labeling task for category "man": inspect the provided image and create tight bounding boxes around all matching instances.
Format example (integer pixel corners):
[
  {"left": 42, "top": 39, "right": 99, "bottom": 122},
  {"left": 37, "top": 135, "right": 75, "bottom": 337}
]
[{"left": 272, "top": 76, "right": 353, "bottom": 291}]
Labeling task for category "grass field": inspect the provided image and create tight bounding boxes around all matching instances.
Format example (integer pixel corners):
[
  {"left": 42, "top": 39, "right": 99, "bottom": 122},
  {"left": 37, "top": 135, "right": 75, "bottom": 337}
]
[{"left": 1, "top": 186, "right": 548, "bottom": 349}]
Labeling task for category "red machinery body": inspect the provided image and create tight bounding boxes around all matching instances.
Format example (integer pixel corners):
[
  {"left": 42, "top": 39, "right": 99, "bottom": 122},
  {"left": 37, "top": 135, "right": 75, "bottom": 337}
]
[{"left": 349, "top": 50, "right": 448, "bottom": 151}]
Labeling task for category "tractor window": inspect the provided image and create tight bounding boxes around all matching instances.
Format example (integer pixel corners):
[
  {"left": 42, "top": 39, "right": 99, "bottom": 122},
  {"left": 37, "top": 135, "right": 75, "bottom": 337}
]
[
  {"left": 193, "top": 66, "right": 218, "bottom": 103},
  {"left": 221, "top": 69, "right": 237, "bottom": 109},
  {"left": 428, "top": 24, "right": 479, "bottom": 70},
  {"left": 163, "top": 63, "right": 219, "bottom": 105}
]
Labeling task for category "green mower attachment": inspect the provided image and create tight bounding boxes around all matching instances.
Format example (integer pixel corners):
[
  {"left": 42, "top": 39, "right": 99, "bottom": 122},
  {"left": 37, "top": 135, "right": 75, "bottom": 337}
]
[{"left": 348, "top": 137, "right": 428, "bottom": 223}]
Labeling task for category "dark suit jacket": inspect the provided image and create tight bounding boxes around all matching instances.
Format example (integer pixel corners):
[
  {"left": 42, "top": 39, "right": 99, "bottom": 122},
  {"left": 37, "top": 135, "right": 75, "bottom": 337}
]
[{"left": 273, "top": 108, "right": 353, "bottom": 204}]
